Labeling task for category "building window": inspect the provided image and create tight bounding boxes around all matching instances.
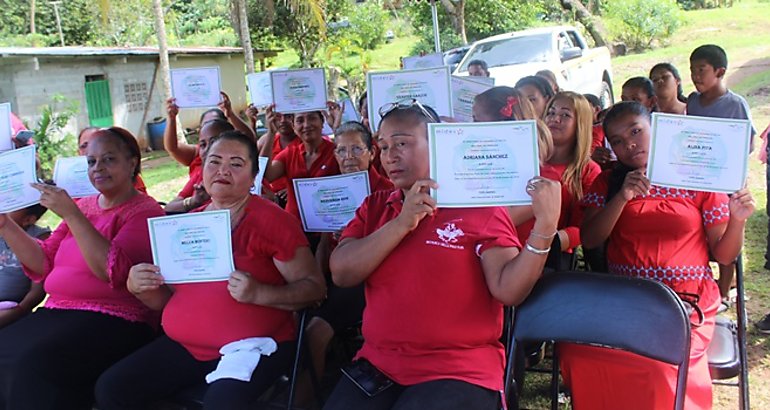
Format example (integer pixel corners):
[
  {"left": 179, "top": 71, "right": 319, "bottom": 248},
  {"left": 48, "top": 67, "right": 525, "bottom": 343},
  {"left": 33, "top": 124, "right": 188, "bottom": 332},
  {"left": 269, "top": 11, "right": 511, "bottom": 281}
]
[{"left": 124, "top": 81, "right": 148, "bottom": 113}]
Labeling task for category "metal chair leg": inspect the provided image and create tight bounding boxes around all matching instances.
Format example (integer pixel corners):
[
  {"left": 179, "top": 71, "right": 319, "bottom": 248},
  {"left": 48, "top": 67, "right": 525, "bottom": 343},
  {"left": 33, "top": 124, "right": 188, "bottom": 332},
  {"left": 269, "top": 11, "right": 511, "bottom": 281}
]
[
  {"left": 287, "top": 311, "right": 308, "bottom": 410},
  {"left": 735, "top": 256, "right": 750, "bottom": 410}
]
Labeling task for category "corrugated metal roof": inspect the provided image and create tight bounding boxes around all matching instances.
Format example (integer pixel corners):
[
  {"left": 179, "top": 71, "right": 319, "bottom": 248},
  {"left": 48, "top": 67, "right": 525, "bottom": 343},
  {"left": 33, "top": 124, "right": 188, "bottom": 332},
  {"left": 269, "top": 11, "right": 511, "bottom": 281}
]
[{"left": 0, "top": 46, "right": 256, "bottom": 58}]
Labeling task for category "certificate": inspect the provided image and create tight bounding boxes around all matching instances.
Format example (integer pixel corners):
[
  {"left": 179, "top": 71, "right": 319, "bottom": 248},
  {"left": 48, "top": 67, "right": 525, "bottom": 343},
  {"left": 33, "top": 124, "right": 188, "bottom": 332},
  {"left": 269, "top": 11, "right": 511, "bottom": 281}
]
[
  {"left": 0, "top": 145, "right": 40, "bottom": 213},
  {"left": 147, "top": 210, "right": 235, "bottom": 284},
  {"left": 402, "top": 52, "right": 445, "bottom": 70},
  {"left": 271, "top": 68, "right": 328, "bottom": 114},
  {"left": 170, "top": 67, "right": 222, "bottom": 108},
  {"left": 648, "top": 113, "right": 751, "bottom": 193},
  {"left": 366, "top": 66, "right": 453, "bottom": 132},
  {"left": 0, "top": 103, "right": 12, "bottom": 152},
  {"left": 53, "top": 156, "right": 98, "bottom": 198},
  {"left": 451, "top": 76, "right": 494, "bottom": 122},
  {"left": 250, "top": 157, "right": 269, "bottom": 196},
  {"left": 428, "top": 121, "right": 540, "bottom": 207},
  {"left": 340, "top": 98, "right": 360, "bottom": 122},
  {"left": 246, "top": 71, "right": 273, "bottom": 108},
  {"left": 293, "top": 171, "right": 371, "bottom": 232}
]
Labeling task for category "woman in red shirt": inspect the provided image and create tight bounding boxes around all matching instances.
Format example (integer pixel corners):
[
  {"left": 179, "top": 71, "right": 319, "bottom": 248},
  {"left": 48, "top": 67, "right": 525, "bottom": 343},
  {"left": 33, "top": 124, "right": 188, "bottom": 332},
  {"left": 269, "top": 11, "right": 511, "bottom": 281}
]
[
  {"left": 95, "top": 131, "right": 326, "bottom": 409},
  {"left": 261, "top": 106, "right": 341, "bottom": 221},
  {"left": 563, "top": 101, "right": 754, "bottom": 409},
  {"left": 307, "top": 120, "right": 394, "bottom": 381},
  {"left": 323, "top": 101, "right": 561, "bottom": 410},
  {"left": 482, "top": 91, "right": 600, "bottom": 268}
]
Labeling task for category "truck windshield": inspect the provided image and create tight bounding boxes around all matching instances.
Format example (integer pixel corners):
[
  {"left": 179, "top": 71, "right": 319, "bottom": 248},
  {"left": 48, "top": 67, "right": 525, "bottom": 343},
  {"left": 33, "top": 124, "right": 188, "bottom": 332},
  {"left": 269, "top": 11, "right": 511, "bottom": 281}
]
[{"left": 458, "top": 33, "right": 551, "bottom": 72}]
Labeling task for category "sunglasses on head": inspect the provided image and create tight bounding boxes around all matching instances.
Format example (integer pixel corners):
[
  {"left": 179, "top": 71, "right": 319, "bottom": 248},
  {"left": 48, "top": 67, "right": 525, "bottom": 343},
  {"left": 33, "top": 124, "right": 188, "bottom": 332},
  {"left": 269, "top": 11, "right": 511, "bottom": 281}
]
[{"left": 378, "top": 98, "right": 439, "bottom": 122}]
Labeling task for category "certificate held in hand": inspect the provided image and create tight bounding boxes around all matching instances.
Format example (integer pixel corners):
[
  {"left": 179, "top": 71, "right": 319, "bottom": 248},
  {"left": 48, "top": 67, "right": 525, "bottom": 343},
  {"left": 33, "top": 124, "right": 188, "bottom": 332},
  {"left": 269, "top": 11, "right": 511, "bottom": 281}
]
[
  {"left": 271, "top": 68, "right": 328, "bottom": 114},
  {"left": 170, "top": 67, "right": 222, "bottom": 108},
  {"left": 53, "top": 156, "right": 99, "bottom": 198},
  {"left": 428, "top": 121, "right": 540, "bottom": 207},
  {"left": 648, "top": 113, "right": 751, "bottom": 193},
  {"left": 293, "top": 171, "right": 371, "bottom": 232},
  {"left": 0, "top": 145, "right": 40, "bottom": 213},
  {"left": 147, "top": 210, "right": 235, "bottom": 284}
]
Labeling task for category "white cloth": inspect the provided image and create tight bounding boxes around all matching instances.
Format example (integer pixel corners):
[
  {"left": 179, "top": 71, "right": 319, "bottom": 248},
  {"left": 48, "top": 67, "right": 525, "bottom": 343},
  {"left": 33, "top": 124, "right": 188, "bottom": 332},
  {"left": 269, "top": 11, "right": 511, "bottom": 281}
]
[{"left": 205, "top": 337, "right": 278, "bottom": 384}]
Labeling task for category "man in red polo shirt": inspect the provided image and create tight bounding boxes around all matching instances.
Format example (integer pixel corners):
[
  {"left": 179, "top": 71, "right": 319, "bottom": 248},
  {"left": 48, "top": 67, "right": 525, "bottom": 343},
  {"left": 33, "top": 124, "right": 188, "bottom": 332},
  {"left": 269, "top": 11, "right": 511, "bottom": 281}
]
[{"left": 324, "top": 102, "right": 560, "bottom": 409}]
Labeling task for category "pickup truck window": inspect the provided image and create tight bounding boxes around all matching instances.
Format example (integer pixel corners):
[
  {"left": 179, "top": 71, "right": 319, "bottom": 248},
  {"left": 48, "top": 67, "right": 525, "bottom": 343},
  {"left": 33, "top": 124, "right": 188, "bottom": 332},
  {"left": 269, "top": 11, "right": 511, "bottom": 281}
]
[{"left": 458, "top": 33, "right": 551, "bottom": 72}]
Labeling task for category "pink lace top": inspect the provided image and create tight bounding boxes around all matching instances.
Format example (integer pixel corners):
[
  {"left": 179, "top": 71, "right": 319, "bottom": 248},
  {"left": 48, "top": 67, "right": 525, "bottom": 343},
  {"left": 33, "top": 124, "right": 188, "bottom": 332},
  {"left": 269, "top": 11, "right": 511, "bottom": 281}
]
[{"left": 23, "top": 193, "right": 164, "bottom": 323}]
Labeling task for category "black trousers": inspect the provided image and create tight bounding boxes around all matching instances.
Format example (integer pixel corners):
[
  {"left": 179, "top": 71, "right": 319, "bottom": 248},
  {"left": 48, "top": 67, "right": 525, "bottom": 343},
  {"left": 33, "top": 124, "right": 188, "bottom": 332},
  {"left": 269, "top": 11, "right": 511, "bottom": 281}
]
[
  {"left": 323, "top": 373, "right": 500, "bottom": 410},
  {"left": 0, "top": 308, "right": 154, "bottom": 410},
  {"left": 765, "top": 160, "right": 770, "bottom": 267},
  {"left": 95, "top": 334, "right": 295, "bottom": 410}
]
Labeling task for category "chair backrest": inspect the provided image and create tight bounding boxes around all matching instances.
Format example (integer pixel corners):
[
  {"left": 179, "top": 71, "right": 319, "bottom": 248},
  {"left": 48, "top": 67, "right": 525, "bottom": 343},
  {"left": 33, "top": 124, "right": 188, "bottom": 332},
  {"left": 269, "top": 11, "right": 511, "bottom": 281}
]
[{"left": 511, "top": 271, "right": 691, "bottom": 410}]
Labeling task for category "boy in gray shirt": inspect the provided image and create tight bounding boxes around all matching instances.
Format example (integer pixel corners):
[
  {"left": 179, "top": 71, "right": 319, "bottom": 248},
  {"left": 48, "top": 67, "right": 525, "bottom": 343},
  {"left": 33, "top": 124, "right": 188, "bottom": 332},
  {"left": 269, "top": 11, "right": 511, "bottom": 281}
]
[{"left": 687, "top": 44, "right": 756, "bottom": 309}]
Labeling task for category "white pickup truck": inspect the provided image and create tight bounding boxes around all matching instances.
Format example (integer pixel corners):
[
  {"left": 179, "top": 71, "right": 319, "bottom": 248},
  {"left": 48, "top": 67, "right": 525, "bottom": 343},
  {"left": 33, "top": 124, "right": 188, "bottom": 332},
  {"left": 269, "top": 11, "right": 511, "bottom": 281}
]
[{"left": 454, "top": 26, "right": 614, "bottom": 107}]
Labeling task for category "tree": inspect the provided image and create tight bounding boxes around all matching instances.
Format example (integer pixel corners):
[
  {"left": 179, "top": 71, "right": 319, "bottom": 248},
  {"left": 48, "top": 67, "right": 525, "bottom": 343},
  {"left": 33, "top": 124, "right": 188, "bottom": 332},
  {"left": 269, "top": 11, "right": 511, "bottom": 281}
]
[
  {"left": 438, "top": 0, "right": 467, "bottom": 45},
  {"left": 558, "top": 0, "right": 609, "bottom": 47}
]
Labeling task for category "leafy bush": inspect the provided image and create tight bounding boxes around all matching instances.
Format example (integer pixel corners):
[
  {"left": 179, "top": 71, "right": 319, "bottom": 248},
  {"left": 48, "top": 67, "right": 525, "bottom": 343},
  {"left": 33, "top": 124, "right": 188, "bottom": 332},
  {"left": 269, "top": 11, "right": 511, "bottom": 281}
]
[
  {"left": 604, "top": 0, "right": 682, "bottom": 51},
  {"left": 32, "top": 95, "right": 79, "bottom": 179},
  {"left": 345, "top": 0, "right": 390, "bottom": 51}
]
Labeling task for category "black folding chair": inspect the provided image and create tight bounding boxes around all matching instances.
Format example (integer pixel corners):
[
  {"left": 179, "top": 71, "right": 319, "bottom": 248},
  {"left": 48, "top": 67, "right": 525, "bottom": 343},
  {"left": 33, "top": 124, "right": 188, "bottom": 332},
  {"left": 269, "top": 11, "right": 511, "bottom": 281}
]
[
  {"left": 504, "top": 271, "right": 692, "bottom": 410},
  {"left": 169, "top": 310, "right": 320, "bottom": 410},
  {"left": 707, "top": 255, "right": 750, "bottom": 410}
]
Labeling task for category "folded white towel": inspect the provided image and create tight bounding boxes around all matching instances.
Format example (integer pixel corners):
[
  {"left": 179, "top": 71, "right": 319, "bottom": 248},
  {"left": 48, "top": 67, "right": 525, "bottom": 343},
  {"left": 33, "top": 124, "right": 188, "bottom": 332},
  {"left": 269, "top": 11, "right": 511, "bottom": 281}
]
[{"left": 205, "top": 337, "right": 278, "bottom": 384}]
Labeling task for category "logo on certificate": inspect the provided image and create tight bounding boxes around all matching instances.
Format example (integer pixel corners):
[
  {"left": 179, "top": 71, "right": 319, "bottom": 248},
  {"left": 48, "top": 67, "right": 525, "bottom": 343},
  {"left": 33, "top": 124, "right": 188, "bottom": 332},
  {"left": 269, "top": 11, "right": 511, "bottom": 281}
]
[{"left": 426, "top": 221, "right": 465, "bottom": 250}]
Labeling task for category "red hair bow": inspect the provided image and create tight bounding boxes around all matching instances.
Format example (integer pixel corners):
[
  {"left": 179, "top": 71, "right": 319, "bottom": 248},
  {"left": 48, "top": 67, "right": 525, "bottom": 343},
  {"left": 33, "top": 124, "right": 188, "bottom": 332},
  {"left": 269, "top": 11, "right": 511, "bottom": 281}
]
[{"left": 499, "top": 96, "right": 519, "bottom": 118}]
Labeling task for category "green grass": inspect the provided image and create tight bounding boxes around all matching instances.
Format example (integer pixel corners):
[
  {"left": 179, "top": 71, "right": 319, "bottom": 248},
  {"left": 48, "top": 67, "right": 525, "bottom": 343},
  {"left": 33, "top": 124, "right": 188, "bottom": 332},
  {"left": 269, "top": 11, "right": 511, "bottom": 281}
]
[{"left": 269, "top": 35, "right": 419, "bottom": 71}]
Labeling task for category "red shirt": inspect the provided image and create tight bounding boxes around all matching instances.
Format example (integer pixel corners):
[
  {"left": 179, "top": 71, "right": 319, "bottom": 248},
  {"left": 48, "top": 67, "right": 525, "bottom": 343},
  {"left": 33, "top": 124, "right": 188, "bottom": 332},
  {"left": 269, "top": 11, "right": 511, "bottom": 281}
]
[
  {"left": 367, "top": 166, "right": 394, "bottom": 193},
  {"left": 161, "top": 196, "right": 309, "bottom": 361},
  {"left": 270, "top": 133, "right": 302, "bottom": 193},
  {"left": 515, "top": 161, "right": 601, "bottom": 250},
  {"left": 582, "top": 170, "right": 727, "bottom": 302},
  {"left": 591, "top": 124, "right": 604, "bottom": 151},
  {"left": 189, "top": 147, "right": 202, "bottom": 176},
  {"left": 275, "top": 139, "right": 340, "bottom": 220},
  {"left": 178, "top": 168, "right": 203, "bottom": 199},
  {"left": 340, "top": 189, "right": 520, "bottom": 391}
]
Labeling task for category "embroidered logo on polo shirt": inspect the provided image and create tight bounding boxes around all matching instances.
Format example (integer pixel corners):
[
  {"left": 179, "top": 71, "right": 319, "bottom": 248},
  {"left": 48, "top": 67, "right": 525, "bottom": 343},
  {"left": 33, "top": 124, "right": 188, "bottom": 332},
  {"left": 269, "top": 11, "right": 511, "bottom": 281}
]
[{"left": 426, "top": 222, "right": 465, "bottom": 250}]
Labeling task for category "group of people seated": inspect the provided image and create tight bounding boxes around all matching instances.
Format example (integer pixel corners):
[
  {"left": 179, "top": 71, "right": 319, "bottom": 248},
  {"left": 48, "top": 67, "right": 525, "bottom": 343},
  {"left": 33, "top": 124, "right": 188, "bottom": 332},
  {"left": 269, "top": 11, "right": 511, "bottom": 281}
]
[{"left": 0, "top": 43, "right": 758, "bottom": 410}]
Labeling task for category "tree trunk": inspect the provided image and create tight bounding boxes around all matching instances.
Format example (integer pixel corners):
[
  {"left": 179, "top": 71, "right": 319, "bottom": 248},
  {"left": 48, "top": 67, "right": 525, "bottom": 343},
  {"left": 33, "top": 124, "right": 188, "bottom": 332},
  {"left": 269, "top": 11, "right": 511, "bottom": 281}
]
[
  {"left": 236, "top": 0, "right": 255, "bottom": 74},
  {"left": 151, "top": 0, "right": 172, "bottom": 102},
  {"left": 30, "top": 0, "right": 36, "bottom": 34},
  {"left": 439, "top": 0, "right": 467, "bottom": 45},
  {"left": 560, "top": 0, "right": 610, "bottom": 48}
]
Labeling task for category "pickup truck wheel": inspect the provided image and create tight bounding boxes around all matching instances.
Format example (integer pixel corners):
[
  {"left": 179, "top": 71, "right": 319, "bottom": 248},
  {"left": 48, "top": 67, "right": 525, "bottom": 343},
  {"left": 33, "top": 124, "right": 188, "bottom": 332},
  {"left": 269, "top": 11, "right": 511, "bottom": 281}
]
[{"left": 599, "top": 80, "right": 613, "bottom": 108}]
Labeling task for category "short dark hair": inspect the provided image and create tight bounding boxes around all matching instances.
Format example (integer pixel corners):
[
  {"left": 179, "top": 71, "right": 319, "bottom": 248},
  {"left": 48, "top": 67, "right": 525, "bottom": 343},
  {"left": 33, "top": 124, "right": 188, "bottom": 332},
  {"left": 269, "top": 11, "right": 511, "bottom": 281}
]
[
  {"left": 468, "top": 59, "right": 488, "bottom": 71},
  {"left": 690, "top": 44, "right": 728, "bottom": 70},
  {"left": 200, "top": 119, "right": 235, "bottom": 139},
  {"left": 91, "top": 127, "right": 143, "bottom": 179},
  {"left": 208, "top": 131, "right": 260, "bottom": 178},
  {"left": 515, "top": 75, "right": 555, "bottom": 100},
  {"left": 358, "top": 91, "right": 368, "bottom": 114},
  {"left": 199, "top": 108, "right": 226, "bottom": 125},
  {"left": 602, "top": 101, "right": 651, "bottom": 139},
  {"left": 583, "top": 94, "right": 601, "bottom": 110},
  {"left": 335, "top": 121, "right": 373, "bottom": 149},
  {"left": 649, "top": 63, "right": 687, "bottom": 103},
  {"left": 622, "top": 76, "right": 655, "bottom": 98}
]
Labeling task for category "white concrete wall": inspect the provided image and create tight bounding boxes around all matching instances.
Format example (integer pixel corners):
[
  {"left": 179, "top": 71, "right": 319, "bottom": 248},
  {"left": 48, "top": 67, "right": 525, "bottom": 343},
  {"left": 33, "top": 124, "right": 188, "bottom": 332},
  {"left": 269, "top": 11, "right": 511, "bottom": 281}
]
[{"left": 2, "top": 52, "right": 245, "bottom": 149}]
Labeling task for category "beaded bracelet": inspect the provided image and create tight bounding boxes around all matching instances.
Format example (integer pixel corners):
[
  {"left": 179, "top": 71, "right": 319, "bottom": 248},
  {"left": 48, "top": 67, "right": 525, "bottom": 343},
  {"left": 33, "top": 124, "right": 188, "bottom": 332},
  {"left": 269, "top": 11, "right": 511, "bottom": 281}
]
[
  {"left": 525, "top": 241, "right": 551, "bottom": 255},
  {"left": 529, "top": 230, "right": 557, "bottom": 240}
]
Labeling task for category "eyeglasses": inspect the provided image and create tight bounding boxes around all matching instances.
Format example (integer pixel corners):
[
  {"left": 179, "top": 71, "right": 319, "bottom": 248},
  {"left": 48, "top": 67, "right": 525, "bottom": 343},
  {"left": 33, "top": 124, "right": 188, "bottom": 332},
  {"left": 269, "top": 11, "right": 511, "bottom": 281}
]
[
  {"left": 378, "top": 98, "right": 439, "bottom": 122},
  {"left": 334, "top": 145, "right": 368, "bottom": 158}
]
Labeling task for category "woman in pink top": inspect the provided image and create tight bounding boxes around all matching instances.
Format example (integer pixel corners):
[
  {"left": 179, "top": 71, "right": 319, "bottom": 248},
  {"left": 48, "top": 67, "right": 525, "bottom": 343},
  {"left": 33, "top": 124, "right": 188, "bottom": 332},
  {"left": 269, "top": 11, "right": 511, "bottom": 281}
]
[{"left": 0, "top": 127, "right": 163, "bottom": 409}]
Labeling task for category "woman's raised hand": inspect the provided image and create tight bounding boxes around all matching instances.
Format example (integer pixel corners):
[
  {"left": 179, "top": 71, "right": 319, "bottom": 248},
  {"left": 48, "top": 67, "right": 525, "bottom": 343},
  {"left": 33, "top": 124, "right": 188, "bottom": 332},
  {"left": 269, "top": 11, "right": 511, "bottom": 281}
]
[
  {"left": 729, "top": 187, "right": 756, "bottom": 222},
  {"left": 31, "top": 183, "right": 79, "bottom": 220},
  {"left": 127, "top": 263, "right": 164, "bottom": 295},
  {"left": 166, "top": 97, "right": 179, "bottom": 119},
  {"left": 527, "top": 177, "right": 561, "bottom": 228},
  {"left": 619, "top": 169, "right": 650, "bottom": 202},
  {"left": 394, "top": 179, "right": 438, "bottom": 232}
]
